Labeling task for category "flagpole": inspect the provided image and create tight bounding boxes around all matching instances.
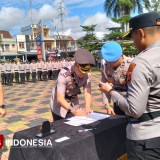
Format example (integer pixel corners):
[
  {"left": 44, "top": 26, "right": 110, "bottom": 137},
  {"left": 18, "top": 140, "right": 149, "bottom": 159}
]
[{"left": 41, "top": 20, "right": 46, "bottom": 61}]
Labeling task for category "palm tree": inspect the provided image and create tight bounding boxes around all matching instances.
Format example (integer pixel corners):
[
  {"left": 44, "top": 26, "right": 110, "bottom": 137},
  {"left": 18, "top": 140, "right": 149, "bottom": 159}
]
[
  {"left": 104, "top": 0, "right": 150, "bottom": 18},
  {"left": 146, "top": 0, "right": 160, "bottom": 13}
]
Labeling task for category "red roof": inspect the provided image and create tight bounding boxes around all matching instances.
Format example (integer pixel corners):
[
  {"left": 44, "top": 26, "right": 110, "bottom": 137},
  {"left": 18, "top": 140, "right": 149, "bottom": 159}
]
[
  {"left": 67, "top": 36, "right": 74, "bottom": 42},
  {"left": 0, "top": 30, "right": 12, "bottom": 38}
]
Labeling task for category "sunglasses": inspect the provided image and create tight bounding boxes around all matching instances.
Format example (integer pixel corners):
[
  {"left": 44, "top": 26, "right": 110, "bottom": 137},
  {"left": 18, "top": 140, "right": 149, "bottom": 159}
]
[{"left": 76, "top": 64, "right": 91, "bottom": 74}]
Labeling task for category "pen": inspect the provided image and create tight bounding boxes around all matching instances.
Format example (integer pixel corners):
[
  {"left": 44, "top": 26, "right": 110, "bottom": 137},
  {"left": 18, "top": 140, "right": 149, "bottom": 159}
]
[{"left": 78, "top": 128, "right": 97, "bottom": 132}]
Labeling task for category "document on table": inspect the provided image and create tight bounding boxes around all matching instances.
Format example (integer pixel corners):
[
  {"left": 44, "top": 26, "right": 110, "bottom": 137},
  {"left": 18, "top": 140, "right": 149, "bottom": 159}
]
[{"left": 64, "top": 112, "right": 111, "bottom": 126}]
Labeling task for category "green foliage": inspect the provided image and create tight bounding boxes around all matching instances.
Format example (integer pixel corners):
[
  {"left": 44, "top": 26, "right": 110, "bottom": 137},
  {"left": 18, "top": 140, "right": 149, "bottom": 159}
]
[
  {"left": 77, "top": 25, "right": 100, "bottom": 52},
  {"left": 118, "top": 40, "right": 138, "bottom": 55},
  {"left": 104, "top": 0, "right": 150, "bottom": 18}
]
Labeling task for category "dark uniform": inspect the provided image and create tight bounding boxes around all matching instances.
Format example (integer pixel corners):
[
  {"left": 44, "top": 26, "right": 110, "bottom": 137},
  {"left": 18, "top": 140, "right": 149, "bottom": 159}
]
[
  {"left": 102, "top": 12, "right": 160, "bottom": 160},
  {"left": 101, "top": 41, "right": 133, "bottom": 115},
  {"left": 50, "top": 48, "right": 95, "bottom": 121}
]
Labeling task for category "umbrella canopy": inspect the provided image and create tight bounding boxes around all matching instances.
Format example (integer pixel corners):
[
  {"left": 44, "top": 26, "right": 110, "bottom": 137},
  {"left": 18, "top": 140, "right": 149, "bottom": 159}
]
[
  {"left": 13, "top": 57, "right": 20, "bottom": 61},
  {"left": 47, "top": 56, "right": 53, "bottom": 61}
]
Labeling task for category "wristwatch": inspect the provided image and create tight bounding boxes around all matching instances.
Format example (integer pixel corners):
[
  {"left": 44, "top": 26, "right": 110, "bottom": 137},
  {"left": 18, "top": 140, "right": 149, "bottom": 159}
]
[
  {"left": 68, "top": 105, "right": 74, "bottom": 112},
  {"left": 0, "top": 104, "right": 5, "bottom": 109}
]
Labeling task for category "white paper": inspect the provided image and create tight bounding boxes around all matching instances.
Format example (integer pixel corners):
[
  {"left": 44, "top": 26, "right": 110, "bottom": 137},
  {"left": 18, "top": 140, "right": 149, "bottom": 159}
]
[
  {"left": 64, "top": 112, "right": 110, "bottom": 126},
  {"left": 55, "top": 136, "right": 70, "bottom": 143}
]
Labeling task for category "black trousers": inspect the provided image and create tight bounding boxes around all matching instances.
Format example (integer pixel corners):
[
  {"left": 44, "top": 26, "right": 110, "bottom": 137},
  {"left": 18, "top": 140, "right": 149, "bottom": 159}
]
[
  {"left": 20, "top": 73, "right": 25, "bottom": 83},
  {"left": 127, "top": 137, "right": 160, "bottom": 160},
  {"left": 6, "top": 73, "right": 12, "bottom": 85},
  {"left": 1, "top": 73, "right": 6, "bottom": 84},
  {"left": 37, "top": 71, "right": 42, "bottom": 81},
  {"left": 52, "top": 112, "right": 72, "bottom": 121},
  {"left": 14, "top": 72, "right": 19, "bottom": 83},
  {"left": 26, "top": 72, "right": 30, "bottom": 82},
  {"left": 32, "top": 72, "right": 36, "bottom": 82}
]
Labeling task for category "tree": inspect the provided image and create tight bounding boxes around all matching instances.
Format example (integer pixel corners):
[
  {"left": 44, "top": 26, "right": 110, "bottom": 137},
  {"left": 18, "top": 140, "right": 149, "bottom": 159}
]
[
  {"left": 104, "top": 0, "right": 150, "bottom": 18},
  {"left": 77, "top": 25, "right": 100, "bottom": 52},
  {"left": 146, "top": 0, "right": 160, "bottom": 13},
  {"left": 77, "top": 25, "right": 102, "bottom": 60}
]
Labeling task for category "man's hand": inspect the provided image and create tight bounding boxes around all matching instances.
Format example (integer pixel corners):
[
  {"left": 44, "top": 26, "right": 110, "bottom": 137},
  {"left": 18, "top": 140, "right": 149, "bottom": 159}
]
[
  {"left": 83, "top": 107, "right": 93, "bottom": 114},
  {"left": 71, "top": 108, "right": 87, "bottom": 116},
  {"left": 106, "top": 106, "right": 115, "bottom": 115},
  {"left": 0, "top": 108, "right": 6, "bottom": 117},
  {"left": 98, "top": 82, "right": 112, "bottom": 92}
]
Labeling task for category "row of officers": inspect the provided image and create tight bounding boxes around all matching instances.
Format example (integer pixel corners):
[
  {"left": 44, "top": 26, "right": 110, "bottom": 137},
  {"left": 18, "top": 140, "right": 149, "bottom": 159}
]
[{"left": 0, "top": 59, "right": 75, "bottom": 85}]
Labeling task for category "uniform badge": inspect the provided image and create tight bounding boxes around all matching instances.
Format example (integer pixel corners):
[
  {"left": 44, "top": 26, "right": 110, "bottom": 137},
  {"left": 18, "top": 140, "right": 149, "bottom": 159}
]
[
  {"left": 127, "top": 63, "right": 136, "bottom": 82},
  {"left": 62, "top": 71, "right": 71, "bottom": 78},
  {"left": 106, "top": 70, "right": 112, "bottom": 77}
]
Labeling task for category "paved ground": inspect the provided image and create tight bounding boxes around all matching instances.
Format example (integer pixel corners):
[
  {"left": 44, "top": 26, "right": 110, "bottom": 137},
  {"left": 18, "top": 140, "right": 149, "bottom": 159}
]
[{"left": 0, "top": 71, "right": 107, "bottom": 160}]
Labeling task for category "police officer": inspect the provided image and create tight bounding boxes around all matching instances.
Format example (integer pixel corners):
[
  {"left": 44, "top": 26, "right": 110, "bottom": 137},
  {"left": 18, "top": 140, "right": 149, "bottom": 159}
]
[
  {"left": 25, "top": 61, "right": 30, "bottom": 82},
  {"left": 99, "top": 12, "right": 160, "bottom": 160},
  {"left": 12, "top": 60, "right": 20, "bottom": 83},
  {"left": 19, "top": 60, "right": 26, "bottom": 84},
  {"left": 50, "top": 48, "right": 95, "bottom": 121},
  {"left": 0, "top": 61, "right": 6, "bottom": 85},
  {"left": 37, "top": 60, "right": 43, "bottom": 81},
  {"left": 101, "top": 41, "right": 133, "bottom": 115},
  {"left": 4, "top": 60, "right": 13, "bottom": 86},
  {"left": 30, "top": 60, "right": 37, "bottom": 82},
  {"left": 0, "top": 75, "right": 6, "bottom": 117}
]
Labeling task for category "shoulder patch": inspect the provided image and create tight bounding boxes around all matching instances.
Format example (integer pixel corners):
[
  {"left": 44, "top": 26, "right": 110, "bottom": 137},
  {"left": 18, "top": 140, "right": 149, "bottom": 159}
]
[
  {"left": 62, "top": 70, "right": 71, "bottom": 78},
  {"left": 127, "top": 63, "right": 136, "bottom": 82}
]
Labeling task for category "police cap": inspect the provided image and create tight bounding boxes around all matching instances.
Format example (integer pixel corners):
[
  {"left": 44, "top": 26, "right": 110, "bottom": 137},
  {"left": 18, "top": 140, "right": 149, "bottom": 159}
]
[
  {"left": 124, "top": 12, "right": 160, "bottom": 38},
  {"left": 74, "top": 48, "right": 95, "bottom": 65},
  {"left": 101, "top": 41, "right": 122, "bottom": 62}
]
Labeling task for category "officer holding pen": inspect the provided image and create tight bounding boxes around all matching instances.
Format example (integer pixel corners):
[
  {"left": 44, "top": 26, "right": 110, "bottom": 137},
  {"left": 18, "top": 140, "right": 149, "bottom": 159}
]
[
  {"left": 99, "top": 12, "right": 160, "bottom": 160},
  {"left": 50, "top": 48, "right": 95, "bottom": 121}
]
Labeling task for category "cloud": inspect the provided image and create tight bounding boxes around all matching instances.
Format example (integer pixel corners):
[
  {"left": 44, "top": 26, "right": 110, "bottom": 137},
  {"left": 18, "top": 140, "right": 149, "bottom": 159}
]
[
  {"left": 0, "top": 1, "right": 119, "bottom": 40},
  {"left": 0, "top": 7, "right": 24, "bottom": 30},
  {"left": 65, "top": 12, "right": 120, "bottom": 40}
]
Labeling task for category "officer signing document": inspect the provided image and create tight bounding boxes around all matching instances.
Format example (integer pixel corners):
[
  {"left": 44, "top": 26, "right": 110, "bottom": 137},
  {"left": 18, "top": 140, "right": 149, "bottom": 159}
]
[{"left": 50, "top": 48, "right": 95, "bottom": 121}]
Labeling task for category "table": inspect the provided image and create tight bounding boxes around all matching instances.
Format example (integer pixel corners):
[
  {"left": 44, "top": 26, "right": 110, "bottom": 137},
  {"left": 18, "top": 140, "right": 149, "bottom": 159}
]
[{"left": 9, "top": 115, "right": 127, "bottom": 160}]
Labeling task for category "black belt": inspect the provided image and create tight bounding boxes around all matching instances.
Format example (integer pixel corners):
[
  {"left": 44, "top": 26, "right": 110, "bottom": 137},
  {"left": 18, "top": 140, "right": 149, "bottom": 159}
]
[{"left": 127, "top": 111, "right": 160, "bottom": 124}]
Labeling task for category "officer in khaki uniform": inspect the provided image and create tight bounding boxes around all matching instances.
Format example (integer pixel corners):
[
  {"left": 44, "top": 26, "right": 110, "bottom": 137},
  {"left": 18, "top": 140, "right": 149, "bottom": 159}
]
[
  {"left": 50, "top": 48, "right": 95, "bottom": 121},
  {"left": 101, "top": 41, "right": 133, "bottom": 115},
  {"left": 99, "top": 12, "right": 160, "bottom": 160},
  {"left": 0, "top": 62, "right": 6, "bottom": 85}
]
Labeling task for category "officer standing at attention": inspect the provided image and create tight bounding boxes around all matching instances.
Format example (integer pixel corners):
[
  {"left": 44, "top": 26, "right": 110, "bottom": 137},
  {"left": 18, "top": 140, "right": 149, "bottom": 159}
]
[
  {"left": 12, "top": 60, "right": 20, "bottom": 83},
  {"left": 19, "top": 60, "right": 26, "bottom": 84},
  {"left": 4, "top": 60, "right": 12, "bottom": 86},
  {"left": 25, "top": 61, "right": 31, "bottom": 82},
  {"left": 99, "top": 12, "right": 160, "bottom": 160},
  {"left": 0, "top": 61, "right": 6, "bottom": 85},
  {"left": 0, "top": 74, "right": 6, "bottom": 117},
  {"left": 30, "top": 60, "right": 37, "bottom": 82},
  {"left": 50, "top": 48, "right": 95, "bottom": 121},
  {"left": 101, "top": 41, "right": 133, "bottom": 115}
]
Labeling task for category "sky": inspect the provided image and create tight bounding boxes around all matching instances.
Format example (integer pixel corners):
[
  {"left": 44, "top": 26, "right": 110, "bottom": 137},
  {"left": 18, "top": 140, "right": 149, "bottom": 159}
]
[{"left": 0, "top": 0, "right": 121, "bottom": 40}]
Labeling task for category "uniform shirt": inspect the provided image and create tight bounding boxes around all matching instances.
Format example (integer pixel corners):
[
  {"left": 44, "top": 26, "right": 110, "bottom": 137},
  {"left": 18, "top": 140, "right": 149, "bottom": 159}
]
[
  {"left": 36, "top": 62, "right": 43, "bottom": 71},
  {"left": 30, "top": 63, "right": 37, "bottom": 72},
  {"left": 50, "top": 66, "right": 91, "bottom": 118},
  {"left": 111, "top": 41, "right": 160, "bottom": 140},
  {"left": 101, "top": 55, "right": 133, "bottom": 105},
  {"left": 4, "top": 63, "right": 12, "bottom": 73},
  {"left": 19, "top": 63, "right": 26, "bottom": 73},
  {"left": 25, "top": 63, "right": 30, "bottom": 72},
  {"left": 12, "top": 63, "right": 20, "bottom": 72},
  {"left": 0, "top": 64, "right": 5, "bottom": 73}
]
